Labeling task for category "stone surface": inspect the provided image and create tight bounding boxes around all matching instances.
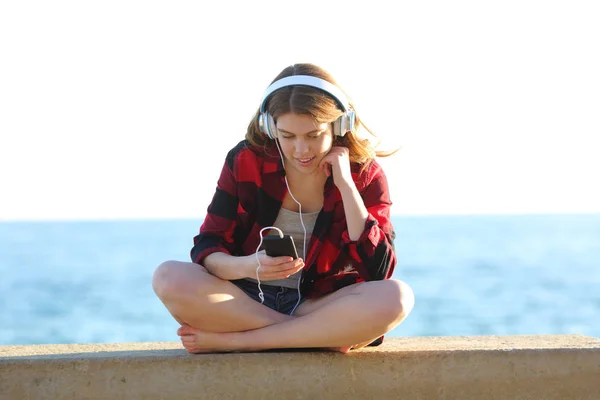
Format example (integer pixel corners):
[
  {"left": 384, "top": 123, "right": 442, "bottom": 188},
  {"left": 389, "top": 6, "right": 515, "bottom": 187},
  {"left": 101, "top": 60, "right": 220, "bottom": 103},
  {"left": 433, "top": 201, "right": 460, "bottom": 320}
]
[{"left": 1, "top": 335, "right": 600, "bottom": 399}]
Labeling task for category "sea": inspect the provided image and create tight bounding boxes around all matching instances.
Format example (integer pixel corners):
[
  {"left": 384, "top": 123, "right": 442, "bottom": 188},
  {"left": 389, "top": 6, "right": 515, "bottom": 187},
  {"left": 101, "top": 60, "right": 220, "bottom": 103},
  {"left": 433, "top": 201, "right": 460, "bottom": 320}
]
[{"left": 1, "top": 214, "right": 599, "bottom": 346}]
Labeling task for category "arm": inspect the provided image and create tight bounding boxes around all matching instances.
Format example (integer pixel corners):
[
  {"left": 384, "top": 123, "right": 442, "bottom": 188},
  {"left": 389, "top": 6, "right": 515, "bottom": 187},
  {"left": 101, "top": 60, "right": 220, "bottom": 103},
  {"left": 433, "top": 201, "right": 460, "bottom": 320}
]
[
  {"left": 338, "top": 183, "right": 369, "bottom": 241},
  {"left": 319, "top": 146, "right": 369, "bottom": 241},
  {"left": 190, "top": 151, "right": 241, "bottom": 272},
  {"left": 319, "top": 148, "right": 396, "bottom": 281},
  {"left": 340, "top": 169, "right": 396, "bottom": 281},
  {"left": 191, "top": 143, "right": 304, "bottom": 281},
  {"left": 203, "top": 252, "right": 254, "bottom": 280}
]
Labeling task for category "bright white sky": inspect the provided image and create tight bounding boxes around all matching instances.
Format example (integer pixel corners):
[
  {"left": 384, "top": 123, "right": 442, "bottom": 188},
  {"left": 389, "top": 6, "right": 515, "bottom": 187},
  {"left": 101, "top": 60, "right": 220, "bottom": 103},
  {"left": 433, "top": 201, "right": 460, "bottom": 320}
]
[{"left": 1, "top": 1, "right": 599, "bottom": 221}]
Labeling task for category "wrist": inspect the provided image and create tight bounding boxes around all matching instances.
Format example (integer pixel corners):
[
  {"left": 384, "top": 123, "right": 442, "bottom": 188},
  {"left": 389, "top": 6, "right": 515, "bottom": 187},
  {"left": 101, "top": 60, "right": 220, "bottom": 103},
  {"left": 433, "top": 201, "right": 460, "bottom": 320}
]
[
  {"left": 239, "top": 255, "right": 257, "bottom": 279},
  {"left": 204, "top": 252, "right": 255, "bottom": 281}
]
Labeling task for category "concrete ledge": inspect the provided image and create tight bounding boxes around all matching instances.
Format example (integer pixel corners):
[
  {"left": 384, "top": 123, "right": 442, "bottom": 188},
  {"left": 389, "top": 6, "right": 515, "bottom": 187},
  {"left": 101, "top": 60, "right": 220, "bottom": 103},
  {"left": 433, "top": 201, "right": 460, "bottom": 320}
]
[{"left": 1, "top": 335, "right": 599, "bottom": 399}]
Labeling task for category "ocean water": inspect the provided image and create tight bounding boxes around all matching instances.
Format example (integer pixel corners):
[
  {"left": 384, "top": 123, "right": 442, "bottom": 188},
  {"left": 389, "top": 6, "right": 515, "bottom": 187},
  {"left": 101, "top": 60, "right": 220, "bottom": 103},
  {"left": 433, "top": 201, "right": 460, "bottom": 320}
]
[{"left": 1, "top": 214, "right": 599, "bottom": 346}]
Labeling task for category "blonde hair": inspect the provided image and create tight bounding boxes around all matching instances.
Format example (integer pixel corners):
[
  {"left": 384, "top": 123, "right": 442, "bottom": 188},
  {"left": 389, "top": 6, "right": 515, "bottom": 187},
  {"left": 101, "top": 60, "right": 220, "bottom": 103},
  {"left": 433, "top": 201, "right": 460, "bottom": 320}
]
[{"left": 245, "top": 63, "right": 396, "bottom": 171}]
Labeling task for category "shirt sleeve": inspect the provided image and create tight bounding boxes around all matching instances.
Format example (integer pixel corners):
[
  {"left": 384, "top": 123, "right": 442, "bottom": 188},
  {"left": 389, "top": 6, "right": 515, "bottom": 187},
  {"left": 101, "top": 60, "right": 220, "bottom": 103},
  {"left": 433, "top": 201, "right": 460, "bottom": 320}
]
[
  {"left": 341, "top": 164, "right": 396, "bottom": 281},
  {"left": 190, "top": 156, "right": 240, "bottom": 265}
]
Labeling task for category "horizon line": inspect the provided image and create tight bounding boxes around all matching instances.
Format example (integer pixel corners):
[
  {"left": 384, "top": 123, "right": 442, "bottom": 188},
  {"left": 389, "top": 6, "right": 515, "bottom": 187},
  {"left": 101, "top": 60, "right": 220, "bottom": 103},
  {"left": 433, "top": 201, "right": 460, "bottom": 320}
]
[{"left": 2, "top": 211, "right": 600, "bottom": 223}]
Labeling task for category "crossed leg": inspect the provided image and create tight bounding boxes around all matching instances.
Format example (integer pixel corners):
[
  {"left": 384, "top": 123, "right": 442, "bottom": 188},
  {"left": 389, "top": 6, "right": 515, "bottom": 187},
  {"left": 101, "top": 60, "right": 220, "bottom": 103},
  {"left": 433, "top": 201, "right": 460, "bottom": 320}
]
[{"left": 152, "top": 260, "right": 414, "bottom": 353}]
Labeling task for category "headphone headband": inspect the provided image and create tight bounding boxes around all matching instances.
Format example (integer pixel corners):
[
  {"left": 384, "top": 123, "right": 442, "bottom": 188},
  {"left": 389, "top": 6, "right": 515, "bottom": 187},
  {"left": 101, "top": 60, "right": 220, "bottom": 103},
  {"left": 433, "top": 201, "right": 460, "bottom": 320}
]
[
  {"left": 259, "top": 75, "right": 351, "bottom": 113},
  {"left": 258, "top": 74, "right": 355, "bottom": 139}
]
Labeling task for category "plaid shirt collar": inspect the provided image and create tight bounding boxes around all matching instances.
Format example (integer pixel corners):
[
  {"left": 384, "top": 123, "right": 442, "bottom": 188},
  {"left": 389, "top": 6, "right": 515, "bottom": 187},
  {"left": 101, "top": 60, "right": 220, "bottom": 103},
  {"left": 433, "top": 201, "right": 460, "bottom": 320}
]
[{"left": 259, "top": 143, "right": 339, "bottom": 268}]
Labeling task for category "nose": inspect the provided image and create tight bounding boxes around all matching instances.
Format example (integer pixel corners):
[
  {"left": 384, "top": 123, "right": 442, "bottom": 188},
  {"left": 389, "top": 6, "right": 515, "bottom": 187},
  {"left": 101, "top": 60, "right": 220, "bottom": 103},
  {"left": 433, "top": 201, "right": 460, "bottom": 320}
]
[{"left": 295, "top": 138, "right": 309, "bottom": 153}]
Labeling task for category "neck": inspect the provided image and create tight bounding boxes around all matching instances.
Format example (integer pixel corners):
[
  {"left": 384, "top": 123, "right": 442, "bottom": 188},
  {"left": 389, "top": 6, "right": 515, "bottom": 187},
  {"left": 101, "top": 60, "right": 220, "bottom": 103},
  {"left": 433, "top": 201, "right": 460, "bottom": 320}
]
[{"left": 284, "top": 168, "right": 327, "bottom": 188}]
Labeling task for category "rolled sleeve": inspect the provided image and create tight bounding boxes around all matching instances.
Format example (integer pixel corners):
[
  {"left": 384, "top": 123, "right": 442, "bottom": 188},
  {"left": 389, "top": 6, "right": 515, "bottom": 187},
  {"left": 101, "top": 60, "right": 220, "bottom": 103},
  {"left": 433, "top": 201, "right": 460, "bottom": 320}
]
[
  {"left": 341, "top": 213, "right": 380, "bottom": 248},
  {"left": 190, "top": 156, "right": 239, "bottom": 265},
  {"left": 191, "top": 235, "right": 233, "bottom": 266}
]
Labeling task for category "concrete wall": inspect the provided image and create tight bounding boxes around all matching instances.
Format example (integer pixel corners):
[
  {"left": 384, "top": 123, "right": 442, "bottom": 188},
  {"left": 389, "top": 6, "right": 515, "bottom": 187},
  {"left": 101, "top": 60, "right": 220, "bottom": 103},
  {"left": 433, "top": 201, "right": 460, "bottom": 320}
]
[{"left": 1, "top": 335, "right": 599, "bottom": 399}]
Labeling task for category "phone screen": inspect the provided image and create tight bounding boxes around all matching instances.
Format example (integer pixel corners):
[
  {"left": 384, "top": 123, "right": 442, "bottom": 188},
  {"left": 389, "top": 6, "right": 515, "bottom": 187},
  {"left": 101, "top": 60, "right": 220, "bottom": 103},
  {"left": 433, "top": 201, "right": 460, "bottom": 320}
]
[{"left": 262, "top": 235, "right": 299, "bottom": 259}]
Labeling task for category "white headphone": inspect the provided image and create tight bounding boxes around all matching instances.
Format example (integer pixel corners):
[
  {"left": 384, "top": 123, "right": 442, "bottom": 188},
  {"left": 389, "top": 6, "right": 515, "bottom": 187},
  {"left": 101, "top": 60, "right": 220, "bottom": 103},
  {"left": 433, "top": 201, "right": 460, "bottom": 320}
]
[{"left": 258, "top": 75, "right": 356, "bottom": 140}]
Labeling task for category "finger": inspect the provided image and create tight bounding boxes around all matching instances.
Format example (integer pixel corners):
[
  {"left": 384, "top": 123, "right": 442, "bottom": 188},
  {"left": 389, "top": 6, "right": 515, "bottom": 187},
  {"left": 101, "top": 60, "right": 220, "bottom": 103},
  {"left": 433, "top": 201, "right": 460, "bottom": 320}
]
[
  {"left": 260, "top": 261, "right": 304, "bottom": 278},
  {"left": 279, "top": 261, "right": 304, "bottom": 273},
  {"left": 260, "top": 255, "right": 294, "bottom": 266},
  {"left": 275, "top": 256, "right": 295, "bottom": 264},
  {"left": 282, "top": 265, "right": 305, "bottom": 278},
  {"left": 318, "top": 154, "right": 332, "bottom": 169},
  {"left": 319, "top": 161, "right": 330, "bottom": 177},
  {"left": 274, "top": 262, "right": 305, "bottom": 278},
  {"left": 257, "top": 259, "right": 282, "bottom": 268},
  {"left": 275, "top": 258, "right": 303, "bottom": 271},
  {"left": 259, "top": 262, "right": 303, "bottom": 279}
]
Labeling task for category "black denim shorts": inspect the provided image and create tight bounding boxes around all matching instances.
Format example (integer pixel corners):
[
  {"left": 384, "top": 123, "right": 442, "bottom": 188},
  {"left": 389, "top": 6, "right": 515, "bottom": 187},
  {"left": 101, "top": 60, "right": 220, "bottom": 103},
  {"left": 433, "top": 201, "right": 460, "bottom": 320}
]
[{"left": 231, "top": 279, "right": 305, "bottom": 316}]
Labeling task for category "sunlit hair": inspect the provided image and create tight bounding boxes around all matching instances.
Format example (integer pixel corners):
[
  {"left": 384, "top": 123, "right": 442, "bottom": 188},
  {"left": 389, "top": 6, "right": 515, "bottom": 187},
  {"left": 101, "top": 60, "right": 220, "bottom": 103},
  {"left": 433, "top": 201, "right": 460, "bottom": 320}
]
[{"left": 245, "top": 63, "right": 396, "bottom": 172}]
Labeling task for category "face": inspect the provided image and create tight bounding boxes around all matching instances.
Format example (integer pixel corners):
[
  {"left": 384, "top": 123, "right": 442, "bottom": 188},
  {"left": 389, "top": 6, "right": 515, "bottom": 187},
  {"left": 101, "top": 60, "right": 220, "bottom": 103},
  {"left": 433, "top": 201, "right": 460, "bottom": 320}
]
[{"left": 275, "top": 113, "right": 333, "bottom": 177}]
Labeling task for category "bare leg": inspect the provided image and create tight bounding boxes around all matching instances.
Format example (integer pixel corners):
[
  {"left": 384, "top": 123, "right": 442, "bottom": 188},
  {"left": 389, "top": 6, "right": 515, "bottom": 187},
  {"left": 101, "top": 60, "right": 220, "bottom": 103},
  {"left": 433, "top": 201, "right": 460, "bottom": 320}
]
[
  {"left": 178, "top": 279, "right": 415, "bottom": 353},
  {"left": 152, "top": 260, "right": 292, "bottom": 332}
]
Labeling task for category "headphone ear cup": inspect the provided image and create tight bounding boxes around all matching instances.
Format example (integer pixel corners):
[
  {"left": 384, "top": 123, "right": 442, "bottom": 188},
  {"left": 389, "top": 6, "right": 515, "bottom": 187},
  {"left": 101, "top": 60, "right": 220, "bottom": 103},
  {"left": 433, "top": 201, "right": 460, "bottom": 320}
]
[
  {"left": 259, "top": 112, "right": 268, "bottom": 138},
  {"left": 347, "top": 109, "right": 355, "bottom": 134},
  {"left": 336, "top": 110, "right": 355, "bottom": 137},
  {"left": 267, "top": 113, "right": 276, "bottom": 139},
  {"left": 259, "top": 112, "right": 277, "bottom": 139},
  {"left": 334, "top": 113, "right": 352, "bottom": 137},
  {"left": 333, "top": 118, "right": 342, "bottom": 137}
]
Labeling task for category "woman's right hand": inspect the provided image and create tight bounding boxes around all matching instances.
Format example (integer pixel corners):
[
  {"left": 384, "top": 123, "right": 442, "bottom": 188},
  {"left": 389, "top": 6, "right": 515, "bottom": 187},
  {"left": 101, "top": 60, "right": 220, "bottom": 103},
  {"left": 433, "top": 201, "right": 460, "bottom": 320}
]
[{"left": 244, "top": 250, "right": 305, "bottom": 281}]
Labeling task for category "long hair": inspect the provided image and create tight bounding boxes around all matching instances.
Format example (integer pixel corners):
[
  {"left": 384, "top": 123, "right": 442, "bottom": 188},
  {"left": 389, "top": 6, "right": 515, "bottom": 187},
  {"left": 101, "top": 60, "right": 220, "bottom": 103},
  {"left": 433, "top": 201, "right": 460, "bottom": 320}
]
[{"left": 245, "top": 63, "right": 396, "bottom": 171}]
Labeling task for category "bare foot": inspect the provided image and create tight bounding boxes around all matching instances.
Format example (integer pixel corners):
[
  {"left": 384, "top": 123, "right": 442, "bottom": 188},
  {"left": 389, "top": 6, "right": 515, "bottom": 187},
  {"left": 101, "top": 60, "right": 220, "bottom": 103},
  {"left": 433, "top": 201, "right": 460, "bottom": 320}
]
[
  {"left": 177, "top": 324, "right": 354, "bottom": 354},
  {"left": 332, "top": 346, "right": 352, "bottom": 354},
  {"left": 177, "top": 324, "right": 237, "bottom": 354}
]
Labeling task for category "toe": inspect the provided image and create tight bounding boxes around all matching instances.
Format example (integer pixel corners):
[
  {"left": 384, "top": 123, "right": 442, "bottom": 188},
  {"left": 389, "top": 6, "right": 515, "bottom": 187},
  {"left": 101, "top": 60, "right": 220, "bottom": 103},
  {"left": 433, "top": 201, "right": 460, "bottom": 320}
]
[{"left": 177, "top": 324, "right": 196, "bottom": 336}]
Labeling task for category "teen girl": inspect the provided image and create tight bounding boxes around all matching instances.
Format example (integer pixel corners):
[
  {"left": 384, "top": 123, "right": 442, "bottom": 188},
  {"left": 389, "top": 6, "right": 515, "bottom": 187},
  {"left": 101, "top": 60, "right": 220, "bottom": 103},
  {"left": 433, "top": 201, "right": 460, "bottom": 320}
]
[{"left": 152, "top": 63, "right": 415, "bottom": 353}]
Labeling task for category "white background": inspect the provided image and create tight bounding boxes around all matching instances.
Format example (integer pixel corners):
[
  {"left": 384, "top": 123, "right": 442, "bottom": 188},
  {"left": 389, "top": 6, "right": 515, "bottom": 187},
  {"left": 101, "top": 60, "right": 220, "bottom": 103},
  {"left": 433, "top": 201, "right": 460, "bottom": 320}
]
[{"left": 1, "top": 0, "right": 599, "bottom": 220}]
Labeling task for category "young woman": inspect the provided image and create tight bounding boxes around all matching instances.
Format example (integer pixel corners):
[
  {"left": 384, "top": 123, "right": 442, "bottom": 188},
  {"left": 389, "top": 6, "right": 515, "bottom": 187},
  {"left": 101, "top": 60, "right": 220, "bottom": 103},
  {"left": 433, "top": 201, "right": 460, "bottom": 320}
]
[{"left": 152, "top": 63, "right": 414, "bottom": 353}]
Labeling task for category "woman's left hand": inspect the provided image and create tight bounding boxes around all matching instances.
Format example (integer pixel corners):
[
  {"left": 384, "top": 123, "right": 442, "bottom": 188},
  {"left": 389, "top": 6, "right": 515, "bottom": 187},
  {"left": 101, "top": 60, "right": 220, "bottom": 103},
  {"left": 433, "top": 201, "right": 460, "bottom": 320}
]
[{"left": 319, "top": 146, "right": 354, "bottom": 189}]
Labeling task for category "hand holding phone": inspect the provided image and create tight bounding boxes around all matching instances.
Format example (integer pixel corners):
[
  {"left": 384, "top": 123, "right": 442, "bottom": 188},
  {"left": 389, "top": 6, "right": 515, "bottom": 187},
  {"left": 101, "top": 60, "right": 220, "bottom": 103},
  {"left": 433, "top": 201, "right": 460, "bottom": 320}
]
[{"left": 252, "top": 235, "right": 303, "bottom": 281}]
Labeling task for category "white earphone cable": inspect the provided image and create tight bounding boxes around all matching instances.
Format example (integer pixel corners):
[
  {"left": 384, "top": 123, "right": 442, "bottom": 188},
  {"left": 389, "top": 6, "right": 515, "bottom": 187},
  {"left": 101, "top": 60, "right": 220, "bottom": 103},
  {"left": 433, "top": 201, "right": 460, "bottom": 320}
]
[
  {"left": 254, "top": 226, "right": 283, "bottom": 304},
  {"left": 260, "top": 137, "right": 305, "bottom": 315}
]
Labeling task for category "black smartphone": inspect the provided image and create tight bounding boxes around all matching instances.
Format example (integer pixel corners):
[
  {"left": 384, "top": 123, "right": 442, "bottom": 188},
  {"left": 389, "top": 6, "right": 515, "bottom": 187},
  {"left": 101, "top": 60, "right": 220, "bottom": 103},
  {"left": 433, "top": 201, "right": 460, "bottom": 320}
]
[{"left": 262, "top": 235, "right": 299, "bottom": 259}]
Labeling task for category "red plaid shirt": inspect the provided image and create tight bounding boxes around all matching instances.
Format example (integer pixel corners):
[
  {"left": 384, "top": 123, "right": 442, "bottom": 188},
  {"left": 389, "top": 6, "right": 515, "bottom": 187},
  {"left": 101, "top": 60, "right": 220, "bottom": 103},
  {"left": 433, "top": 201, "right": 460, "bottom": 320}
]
[{"left": 191, "top": 140, "right": 397, "bottom": 299}]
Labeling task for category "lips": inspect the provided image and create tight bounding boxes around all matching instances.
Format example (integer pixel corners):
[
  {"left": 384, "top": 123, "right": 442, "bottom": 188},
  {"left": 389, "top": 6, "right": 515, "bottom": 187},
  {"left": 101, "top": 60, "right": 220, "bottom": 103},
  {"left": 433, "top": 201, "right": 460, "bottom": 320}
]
[{"left": 296, "top": 157, "right": 315, "bottom": 166}]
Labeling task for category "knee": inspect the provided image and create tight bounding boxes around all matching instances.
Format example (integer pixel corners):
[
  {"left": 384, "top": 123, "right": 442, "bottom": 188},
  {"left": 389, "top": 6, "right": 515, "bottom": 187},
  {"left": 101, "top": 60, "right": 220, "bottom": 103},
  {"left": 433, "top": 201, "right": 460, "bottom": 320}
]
[
  {"left": 152, "top": 260, "right": 177, "bottom": 299},
  {"left": 376, "top": 280, "right": 415, "bottom": 326},
  {"left": 152, "top": 260, "right": 206, "bottom": 300}
]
